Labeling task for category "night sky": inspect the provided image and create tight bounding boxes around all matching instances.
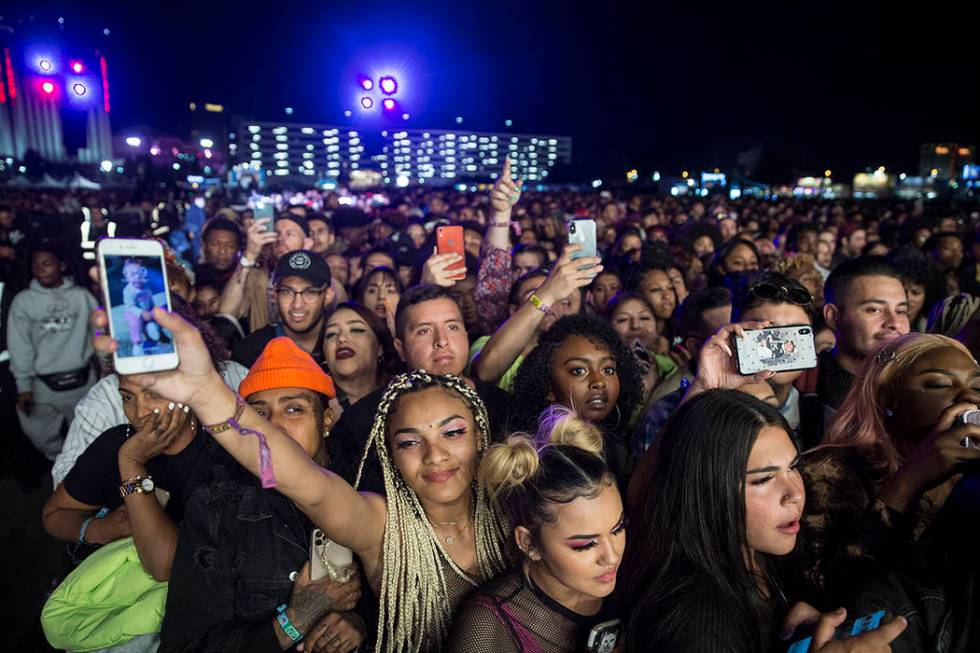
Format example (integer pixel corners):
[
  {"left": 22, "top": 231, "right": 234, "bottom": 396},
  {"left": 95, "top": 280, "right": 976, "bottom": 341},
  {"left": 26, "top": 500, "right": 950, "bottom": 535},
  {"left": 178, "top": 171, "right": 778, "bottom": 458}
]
[{"left": 5, "top": 1, "right": 978, "bottom": 182}]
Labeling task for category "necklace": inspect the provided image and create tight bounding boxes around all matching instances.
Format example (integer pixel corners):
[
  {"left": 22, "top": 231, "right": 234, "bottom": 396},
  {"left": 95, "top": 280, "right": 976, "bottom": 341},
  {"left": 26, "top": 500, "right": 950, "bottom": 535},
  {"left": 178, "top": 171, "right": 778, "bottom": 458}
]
[{"left": 432, "top": 516, "right": 470, "bottom": 545}]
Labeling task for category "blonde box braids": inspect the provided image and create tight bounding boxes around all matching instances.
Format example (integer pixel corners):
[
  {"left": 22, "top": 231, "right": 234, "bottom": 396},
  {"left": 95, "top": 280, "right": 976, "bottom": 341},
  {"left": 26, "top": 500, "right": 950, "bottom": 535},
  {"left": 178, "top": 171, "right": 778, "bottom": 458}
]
[{"left": 353, "top": 370, "right": 508, "bottom": 652}]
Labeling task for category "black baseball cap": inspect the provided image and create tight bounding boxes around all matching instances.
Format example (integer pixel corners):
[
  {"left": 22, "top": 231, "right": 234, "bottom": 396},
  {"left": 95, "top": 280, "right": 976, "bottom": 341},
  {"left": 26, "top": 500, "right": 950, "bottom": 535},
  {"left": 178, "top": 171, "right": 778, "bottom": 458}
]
[{"left": 273, "top": 250, "right": 332, "bottom": 287}]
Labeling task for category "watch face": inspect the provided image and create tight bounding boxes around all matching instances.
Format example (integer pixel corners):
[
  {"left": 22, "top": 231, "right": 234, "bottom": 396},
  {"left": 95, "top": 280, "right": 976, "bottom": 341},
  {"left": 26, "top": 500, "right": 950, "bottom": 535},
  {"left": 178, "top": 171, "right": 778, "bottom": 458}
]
[{"left": 140, "top": 478, "right": 155, "bottom": 492}]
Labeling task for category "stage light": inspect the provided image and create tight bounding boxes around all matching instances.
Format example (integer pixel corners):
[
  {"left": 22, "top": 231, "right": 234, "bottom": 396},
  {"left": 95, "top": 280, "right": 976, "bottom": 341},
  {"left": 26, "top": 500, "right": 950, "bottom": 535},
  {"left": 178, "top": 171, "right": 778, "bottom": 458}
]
[
  {"left": 344, "top": 110, "right": 352, "bottom": 117},
  {"left": 71, "top": 61, "right": 84, "bottom": 74},
  {"left": 358, "top": 74, "right": 374, "bottom": 90},
  {"left": 379, "top": 76, "right": 398, "bottom": 95},
  {"left": 150, "top": 146, "right": 161, "bottom": 156},
  {"left": 504, "top": 119, "right": 513, "bottom": 127},
  {"left": 402, "top": 113, "right": 410, "bottom": 120},
  {"left": 200, "top": 138, "right": 214, "bottom": 148},
  {"left": 360, "top": 96, "right": 374, "bottom": 109},
  {"left": 455, "top": 116, "right": 464, "bottom": 124},
  {"left": 100, "top": 160, "right": 113, "bottom": 172},
  {"left": 41, "top": 81, "right": 55, "bottom": 94},
  {"left": 39, "top": 59, "right": 52, "bottom": 72},
  {"left": 72, "top": 83, "right": 87, "bottom": 96},
  {"left": 382, "top": 98, "right": 397, "bottom": 111},
  {"left": 125, "top": 136, "right": 142, "bottom": 147},
  {"left": 285, "top": 107, "right": 294, "bottom": 115}
]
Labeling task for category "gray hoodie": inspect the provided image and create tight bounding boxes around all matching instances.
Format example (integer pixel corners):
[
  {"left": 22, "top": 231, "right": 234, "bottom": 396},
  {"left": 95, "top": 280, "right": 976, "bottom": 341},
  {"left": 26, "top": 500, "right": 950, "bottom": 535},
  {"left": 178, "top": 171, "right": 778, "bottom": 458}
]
[{"left": 8, "top": 278, "right": 97, "bottom": 393}]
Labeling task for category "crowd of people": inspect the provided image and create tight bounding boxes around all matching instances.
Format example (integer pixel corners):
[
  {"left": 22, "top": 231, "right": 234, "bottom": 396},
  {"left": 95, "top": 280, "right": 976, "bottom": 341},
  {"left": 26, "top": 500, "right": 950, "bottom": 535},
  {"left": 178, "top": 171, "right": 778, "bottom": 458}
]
[{"left": 3, "top": 158, "right": 980, "bottom": 652}]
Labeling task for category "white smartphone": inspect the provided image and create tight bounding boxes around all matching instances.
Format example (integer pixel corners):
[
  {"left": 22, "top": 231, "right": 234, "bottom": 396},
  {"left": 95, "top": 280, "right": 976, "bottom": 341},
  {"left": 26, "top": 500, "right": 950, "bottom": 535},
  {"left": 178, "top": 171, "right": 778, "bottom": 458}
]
[
  {"left": 310, "top": 528, "right": 354, "bottom": 582},
  {"left": 97, "top": 238, "right": 179, "bottom": 375},
  {"left": 734, "top": 324, "right": 817, "bottom": 375}
]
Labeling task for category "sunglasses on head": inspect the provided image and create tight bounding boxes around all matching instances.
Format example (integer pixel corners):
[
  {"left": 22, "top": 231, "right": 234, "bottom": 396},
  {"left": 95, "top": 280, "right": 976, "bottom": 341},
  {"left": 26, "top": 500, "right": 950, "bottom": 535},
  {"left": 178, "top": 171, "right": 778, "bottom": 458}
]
[{"left": 749, "top": 281, "right": 812, "bottom": 306}]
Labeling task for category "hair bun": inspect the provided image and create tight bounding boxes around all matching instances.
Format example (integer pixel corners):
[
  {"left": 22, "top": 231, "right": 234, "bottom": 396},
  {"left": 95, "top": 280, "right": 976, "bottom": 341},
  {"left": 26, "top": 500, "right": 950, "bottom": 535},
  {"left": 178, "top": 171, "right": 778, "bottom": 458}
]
[
  {"left": 479, "top": 435, "right": 540, "bottom": 501},
  {"left": 536, "top": 405, "right": 604, "bottom": 456}
]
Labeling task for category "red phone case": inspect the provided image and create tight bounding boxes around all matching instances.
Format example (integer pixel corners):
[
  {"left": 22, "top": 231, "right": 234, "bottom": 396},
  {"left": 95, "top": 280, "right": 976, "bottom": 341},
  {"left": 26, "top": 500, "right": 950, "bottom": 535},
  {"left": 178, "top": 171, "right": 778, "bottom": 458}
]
[{"left": 437, "top": 226, "right": 466, "bottom": 279}]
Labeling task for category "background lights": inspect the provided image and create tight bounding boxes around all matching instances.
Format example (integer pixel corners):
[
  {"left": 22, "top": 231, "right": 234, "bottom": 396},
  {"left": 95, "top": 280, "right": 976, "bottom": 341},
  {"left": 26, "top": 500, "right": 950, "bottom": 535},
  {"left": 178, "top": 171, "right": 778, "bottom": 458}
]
[
  {"left": 382, "top": 98, "right": 397, "bottom": 111},
  {"left": 38, "top": 59, "right": 52, "bottom": 72},
  {"left": 360, "top": 96, "right": 374, "bottom": 109},
  {"left": 41, "top": 81, "right": 56, "bottom": 94},
  {"left": 378, "top": 76, "right": 398, "bottom": 95},
  {"left": 71, "top": 83, "right": 87, "bottom": 96},
  {"left": 70, "top": 61, "right": 84, "bottom": 73},
  {"left": 125, "top": 136, "right": 142, "bottom": 147}
]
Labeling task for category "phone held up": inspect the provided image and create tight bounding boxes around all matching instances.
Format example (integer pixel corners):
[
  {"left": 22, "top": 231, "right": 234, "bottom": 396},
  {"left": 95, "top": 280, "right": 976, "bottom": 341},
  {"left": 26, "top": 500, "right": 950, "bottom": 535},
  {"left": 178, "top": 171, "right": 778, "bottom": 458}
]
[
  {"left": 97, "top": 238, "right": 179, "bottom": 375},
  {"left": 733, "top": 324, "right": 818, "bottom": 376},
  {"left": 586, "top": 619, "right": 621, "bottom": 653},
  {"left": 436, "top": 225, "right": 467, "bottom": 281},
  {"left": 567, "top": 219, "right": 598, "bottom": 270}
]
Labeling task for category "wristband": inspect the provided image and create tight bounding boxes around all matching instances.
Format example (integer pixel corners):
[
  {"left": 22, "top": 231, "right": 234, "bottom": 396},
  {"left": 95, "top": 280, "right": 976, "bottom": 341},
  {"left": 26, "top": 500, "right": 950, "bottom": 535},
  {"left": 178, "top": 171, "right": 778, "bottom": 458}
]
[
  {"left": 204, "top": 394, "right": 278, "bottom": 489},
  {"left": 78, "top": 507, "right": 110, "bottom": 544},
  {"left": 276, "top": 604, "right": 304, "bottom": 643},
  {"left": 239, "top": 255, "right": 257, "bottom": 268},
  {"left": 528, "top": 293, "right": 550, "bottom": 314}
]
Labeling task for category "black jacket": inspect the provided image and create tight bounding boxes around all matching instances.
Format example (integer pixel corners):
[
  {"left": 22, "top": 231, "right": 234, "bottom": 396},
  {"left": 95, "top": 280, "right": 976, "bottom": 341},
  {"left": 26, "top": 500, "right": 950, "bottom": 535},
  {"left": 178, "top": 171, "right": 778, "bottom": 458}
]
[{"left": 160, "top": 469, "right": 373, "bottom": 652}]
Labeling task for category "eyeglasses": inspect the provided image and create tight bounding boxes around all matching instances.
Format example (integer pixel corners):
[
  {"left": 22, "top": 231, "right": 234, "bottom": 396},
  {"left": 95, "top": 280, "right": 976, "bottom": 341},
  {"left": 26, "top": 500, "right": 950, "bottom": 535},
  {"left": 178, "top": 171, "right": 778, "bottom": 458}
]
[
  {"left": 275, "top": 286, "right": 327, "bottom": 302},
  {"left": 749, "top": 281, "right": 812, "bottom": 306}
]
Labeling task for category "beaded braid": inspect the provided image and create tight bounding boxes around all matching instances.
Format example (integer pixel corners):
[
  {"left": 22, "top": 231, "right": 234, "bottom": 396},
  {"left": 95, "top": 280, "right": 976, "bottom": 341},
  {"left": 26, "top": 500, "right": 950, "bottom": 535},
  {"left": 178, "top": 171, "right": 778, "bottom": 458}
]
[{"left": 353, "top": 370, "right": 508, "bottom": 652}]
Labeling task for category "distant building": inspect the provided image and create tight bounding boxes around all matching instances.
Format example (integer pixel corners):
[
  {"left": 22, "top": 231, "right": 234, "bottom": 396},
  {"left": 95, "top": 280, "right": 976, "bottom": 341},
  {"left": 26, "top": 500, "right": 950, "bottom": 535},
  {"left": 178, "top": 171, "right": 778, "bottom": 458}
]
[{"left": 230, "top": 118, "right": 572, "bottom": 186}]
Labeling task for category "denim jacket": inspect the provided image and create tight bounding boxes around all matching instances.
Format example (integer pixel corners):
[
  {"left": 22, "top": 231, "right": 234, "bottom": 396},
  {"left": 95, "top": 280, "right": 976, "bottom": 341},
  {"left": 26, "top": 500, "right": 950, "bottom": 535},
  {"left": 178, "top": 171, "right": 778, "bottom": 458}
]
[{"left": 159, "top": 472, "right": 318, "bottom": 653}]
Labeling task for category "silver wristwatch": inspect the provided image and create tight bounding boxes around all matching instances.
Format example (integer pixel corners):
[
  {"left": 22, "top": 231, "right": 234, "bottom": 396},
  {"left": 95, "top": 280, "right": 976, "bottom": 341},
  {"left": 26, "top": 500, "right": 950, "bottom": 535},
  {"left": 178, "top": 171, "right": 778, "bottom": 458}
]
[
  {"left": 239, "top": 255, "right": 257, "bottom": 268},
  {"left": 119, "top": 475, "right": 155, "bottom": 498}
]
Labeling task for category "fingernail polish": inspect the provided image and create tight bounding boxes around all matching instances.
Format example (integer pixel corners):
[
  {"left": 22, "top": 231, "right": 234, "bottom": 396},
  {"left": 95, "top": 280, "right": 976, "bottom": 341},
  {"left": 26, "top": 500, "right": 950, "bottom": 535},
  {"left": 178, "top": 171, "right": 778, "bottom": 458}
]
[
  {"left": 183, "top": 405, "right": 190, "bottom": 413},
  {"left": 153, "top": 408, "right": 160, "bottom": 414},
  {"left": 168, "top": 402, "right": 175, "bottom": 410}
]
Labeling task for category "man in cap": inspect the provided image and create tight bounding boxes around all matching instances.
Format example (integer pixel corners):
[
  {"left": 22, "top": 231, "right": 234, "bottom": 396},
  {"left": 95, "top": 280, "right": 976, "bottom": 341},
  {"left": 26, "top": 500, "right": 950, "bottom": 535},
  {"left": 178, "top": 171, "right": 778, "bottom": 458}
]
[
  {"left": 232, "top": 250, "right": 334, "bottom": 369},
  {"left": 217, "top": 211, "right": 315, "bottom": 334}
]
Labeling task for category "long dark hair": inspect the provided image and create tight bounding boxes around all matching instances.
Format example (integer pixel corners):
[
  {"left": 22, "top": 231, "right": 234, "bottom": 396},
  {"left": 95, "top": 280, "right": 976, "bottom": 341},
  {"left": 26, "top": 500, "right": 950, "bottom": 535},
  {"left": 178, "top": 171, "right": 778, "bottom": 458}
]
[
  {"left": 620, "top": 389, "right": 790, "bottom": 651},
  {"left": 327, "top": 301, "right": 402, "bottom": 379}
]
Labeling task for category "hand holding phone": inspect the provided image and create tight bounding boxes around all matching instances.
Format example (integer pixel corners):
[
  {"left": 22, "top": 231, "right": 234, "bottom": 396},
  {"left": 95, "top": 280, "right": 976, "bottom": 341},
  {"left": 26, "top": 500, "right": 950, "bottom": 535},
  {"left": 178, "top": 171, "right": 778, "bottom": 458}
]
[
  {"left": 567, "top": 219, "right": 598, "bottom": 269},
  {"left": 435, "top": 226, "right": 467, "bottom": 281},
  {"left": 733, "top": 325, "right": 817, "bottom": 376},
  {"left": 786, "top": 610, "right": 905, "bottom": 652},
  {"left": 534, "top": 244, "right": 603, "bottom": 310},
  {"left": 97, "top": 239, "right": 178, "bottom": 375},
  {"left": 310, "top": 528, "right": 354, "bottom": 583}
]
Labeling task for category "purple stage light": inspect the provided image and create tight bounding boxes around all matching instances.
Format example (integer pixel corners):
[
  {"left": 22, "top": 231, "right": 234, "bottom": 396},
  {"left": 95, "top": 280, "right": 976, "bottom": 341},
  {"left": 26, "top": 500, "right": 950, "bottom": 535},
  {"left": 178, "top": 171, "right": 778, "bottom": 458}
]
[
  {"left": 357, "top": 74, "right": 374, "bottom": 91},
  {"left": 360, "top": 96, "right": 374, "bottom": 109},
  {"left": 379, "top": 76, "right": 398, "bottom": 95},
  {"left": 71, "top": 61, "right": 85, "bottom": 74},
  {"left": 72, "top": 82, "right": 87, "bottom": 96},
  {"left": 38, "top": 59, "right": 52, "bottom": 72},
  {"left": 41, "top": 81, "right": 55, "bottom": 95},
  {"left": 382, "top": 98, "right": 397, "bottom": 111}
]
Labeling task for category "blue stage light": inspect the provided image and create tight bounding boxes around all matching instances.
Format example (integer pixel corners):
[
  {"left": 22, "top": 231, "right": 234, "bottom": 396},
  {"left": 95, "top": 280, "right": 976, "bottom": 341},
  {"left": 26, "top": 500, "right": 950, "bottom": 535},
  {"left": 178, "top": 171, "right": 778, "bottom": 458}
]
[{"left": 379, "top": 76, "right": 398, "bottom": 95}]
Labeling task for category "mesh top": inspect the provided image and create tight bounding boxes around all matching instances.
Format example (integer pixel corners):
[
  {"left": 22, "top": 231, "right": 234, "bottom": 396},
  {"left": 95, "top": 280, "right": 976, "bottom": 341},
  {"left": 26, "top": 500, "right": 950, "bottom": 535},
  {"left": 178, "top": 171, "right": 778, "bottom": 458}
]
[{"left": 445, "top": 568, "right": 611, "bottom": 653}]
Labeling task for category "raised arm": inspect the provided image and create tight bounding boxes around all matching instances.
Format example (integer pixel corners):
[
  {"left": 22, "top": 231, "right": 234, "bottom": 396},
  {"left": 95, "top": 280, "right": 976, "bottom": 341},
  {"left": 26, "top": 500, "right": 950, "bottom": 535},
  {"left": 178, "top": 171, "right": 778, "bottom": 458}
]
[
  {"left": 472, "top": 245, "right": 600, "bottom": 384},
  {"left": 217, "top": 218, "right": 276, "bottom": 317},
  {"left": 91, "top": 307, "right": 387, "bottom": 558},
  {"left": 475, "top": 157, "right": 521, "bottom": 334}
]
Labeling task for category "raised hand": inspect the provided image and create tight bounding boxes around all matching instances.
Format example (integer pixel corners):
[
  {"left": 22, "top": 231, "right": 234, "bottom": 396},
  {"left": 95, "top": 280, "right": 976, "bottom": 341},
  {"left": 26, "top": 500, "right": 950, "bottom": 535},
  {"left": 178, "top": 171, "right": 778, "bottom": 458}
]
[
  {"left": 685, "top": 321, "right": 775, "bottom": 402},
  {"left": 535, "top": 244, "right": 602, "bottom": 307},
  {"left": 245, "top": 217, "right": 277, "bottom": 261},
  {"left": 490, "top": 157, "right": 524, "bottom": 216},
  {"left": 421, "top": 246, "right": 466, "bottom": 287}
]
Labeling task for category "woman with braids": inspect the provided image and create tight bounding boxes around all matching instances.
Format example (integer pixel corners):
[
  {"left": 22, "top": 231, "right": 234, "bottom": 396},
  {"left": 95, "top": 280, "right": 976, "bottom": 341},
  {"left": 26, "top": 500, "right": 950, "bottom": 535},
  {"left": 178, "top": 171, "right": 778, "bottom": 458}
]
[
  {"left": 447, "top": 407, "right": 626, "bottom": 652},
  {"left": 510, "top": 314, "right": 643, "bottom": 483},
  {"left": 91, "top": 304, "right": 507, "bottom": 652}
]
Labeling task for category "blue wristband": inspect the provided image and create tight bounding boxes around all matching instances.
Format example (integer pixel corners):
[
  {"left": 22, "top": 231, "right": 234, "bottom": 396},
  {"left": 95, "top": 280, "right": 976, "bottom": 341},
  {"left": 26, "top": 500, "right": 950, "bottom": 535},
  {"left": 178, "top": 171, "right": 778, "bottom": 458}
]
[
  {"left": 78, "top": 507, "right": 110, "bottom": 544},
  {"left": 276, "top": 604, "right": 303, "bottom": 642}
]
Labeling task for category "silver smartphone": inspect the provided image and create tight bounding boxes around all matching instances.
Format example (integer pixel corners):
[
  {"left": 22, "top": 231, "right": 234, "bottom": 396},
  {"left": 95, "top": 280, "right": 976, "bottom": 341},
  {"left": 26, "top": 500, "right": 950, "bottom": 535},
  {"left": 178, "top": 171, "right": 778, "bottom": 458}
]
[
  {"left": 734, "top": 324, "right": 817, "bottom": 375},
  {"left": 568, "top": 219, "right": 598, "bottom": 268},
  {"left": 97, "top": 238, "right": 179, "bottom": 375}
]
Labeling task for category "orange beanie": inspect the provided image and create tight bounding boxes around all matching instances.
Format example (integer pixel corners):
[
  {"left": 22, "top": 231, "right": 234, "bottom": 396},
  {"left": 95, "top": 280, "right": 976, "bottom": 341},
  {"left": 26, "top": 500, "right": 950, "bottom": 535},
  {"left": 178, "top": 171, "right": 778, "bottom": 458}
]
[{"left": 239, "top": 337, "right": 336, "bottom": 399}]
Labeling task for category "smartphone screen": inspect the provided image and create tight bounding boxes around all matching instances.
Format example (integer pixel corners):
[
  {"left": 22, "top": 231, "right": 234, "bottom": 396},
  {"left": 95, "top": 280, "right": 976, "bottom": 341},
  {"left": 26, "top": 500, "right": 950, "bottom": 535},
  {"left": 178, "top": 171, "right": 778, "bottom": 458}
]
[
  {"left": 734, "top": 324, "right": 817, "bottom": 375},
  {"left": 568, "top": 219, "right": 598, "bottom": 270},
  {"left": 102, "top": 251, "right": 175, "bottom": 360}
]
